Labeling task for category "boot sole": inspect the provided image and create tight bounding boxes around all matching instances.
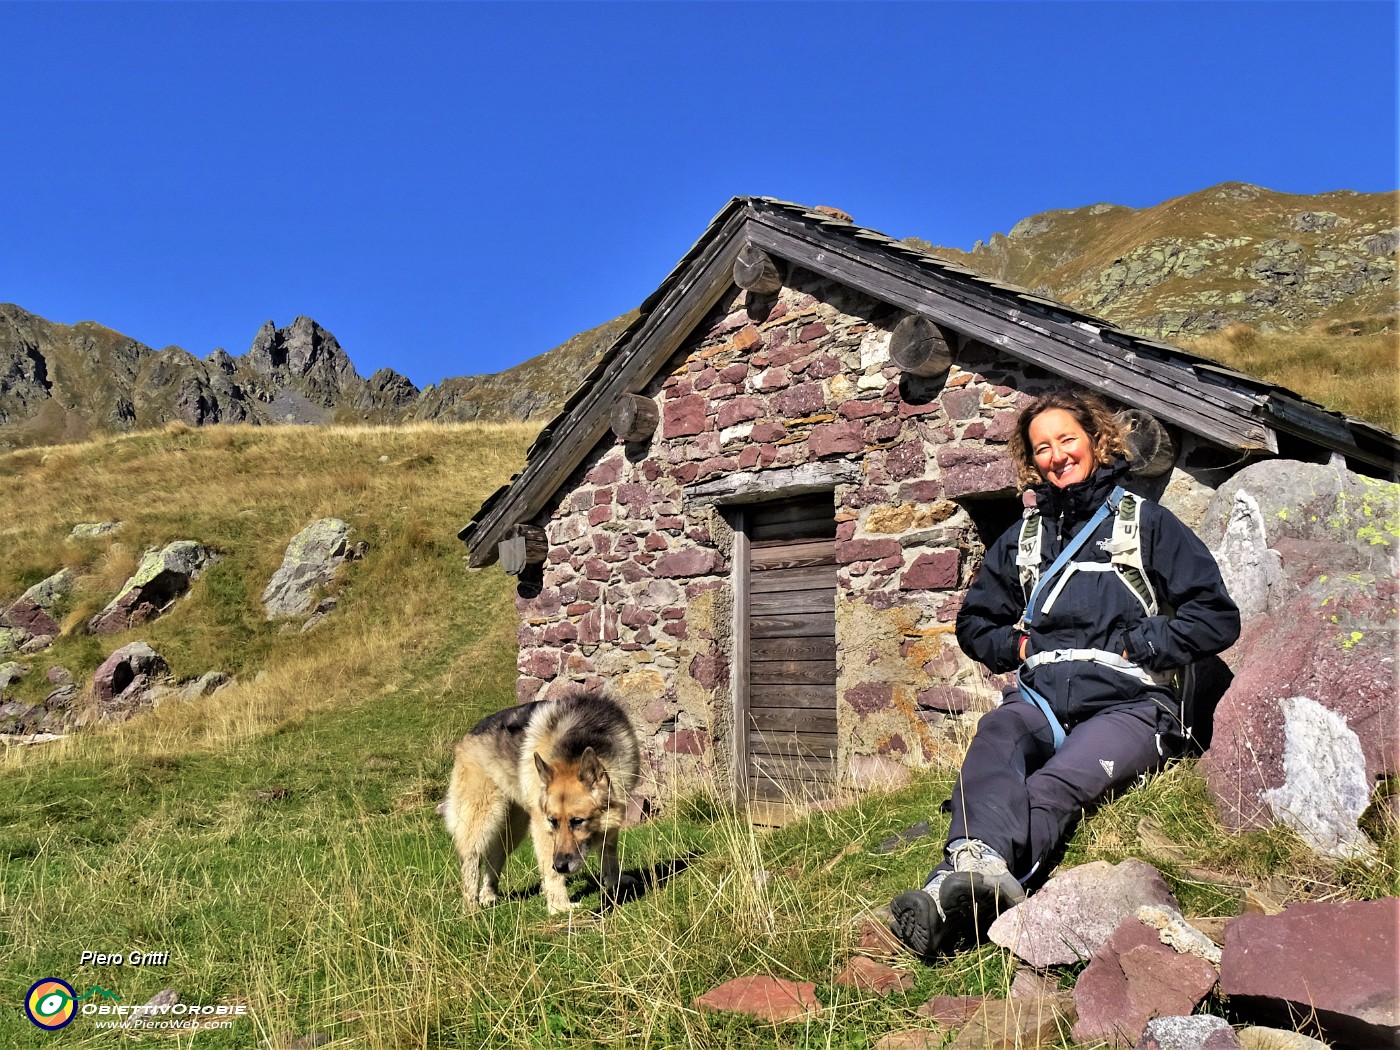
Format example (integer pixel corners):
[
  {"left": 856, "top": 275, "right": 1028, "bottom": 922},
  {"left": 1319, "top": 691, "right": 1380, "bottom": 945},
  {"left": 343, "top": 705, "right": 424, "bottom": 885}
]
[
  {"left": 890, "top": 890, "right": 966, "bottom": 960},
  {"left": 938, "top": 872, "right": 1019, "bottom": 941}
]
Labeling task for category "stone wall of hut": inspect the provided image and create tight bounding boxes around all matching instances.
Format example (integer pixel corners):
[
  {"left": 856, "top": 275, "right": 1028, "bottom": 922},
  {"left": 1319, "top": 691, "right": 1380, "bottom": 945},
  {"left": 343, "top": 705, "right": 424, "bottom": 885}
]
[{"left": 509, "top": 269, "right": 1227, "bottom": 809}]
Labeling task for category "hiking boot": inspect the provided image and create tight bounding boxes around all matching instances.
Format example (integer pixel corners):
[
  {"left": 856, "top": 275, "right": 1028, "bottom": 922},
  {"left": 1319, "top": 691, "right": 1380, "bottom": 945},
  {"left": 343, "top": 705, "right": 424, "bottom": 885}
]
[
  {"left": 935, "top": 839, "right": 1026, "bottom": 939},
  {"left": 946, "top": 838, "right": 1026, "bottom": 907},
  {"left": 889, "top": 870, "right": 968, "bottom": 960}
]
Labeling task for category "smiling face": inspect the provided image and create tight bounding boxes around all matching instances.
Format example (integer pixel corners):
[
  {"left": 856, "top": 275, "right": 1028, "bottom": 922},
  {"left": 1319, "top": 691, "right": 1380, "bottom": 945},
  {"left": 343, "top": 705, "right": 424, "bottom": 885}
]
[{"left": 1028, "top": 407, "right": 1095, "bottom": 488}]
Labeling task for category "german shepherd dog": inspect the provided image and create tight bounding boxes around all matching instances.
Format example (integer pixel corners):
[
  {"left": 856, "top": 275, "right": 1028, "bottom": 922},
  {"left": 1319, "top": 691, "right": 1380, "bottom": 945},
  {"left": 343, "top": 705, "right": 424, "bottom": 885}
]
[{"left": 442, "top": 688, "right": 640, "bottom": 914}]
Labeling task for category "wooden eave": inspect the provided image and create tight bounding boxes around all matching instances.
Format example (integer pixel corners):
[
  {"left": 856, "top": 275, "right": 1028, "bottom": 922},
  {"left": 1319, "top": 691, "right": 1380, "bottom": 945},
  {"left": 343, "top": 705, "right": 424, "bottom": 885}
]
[{"left": 461, "top": 197, "right": 1399, "bottom": 567}]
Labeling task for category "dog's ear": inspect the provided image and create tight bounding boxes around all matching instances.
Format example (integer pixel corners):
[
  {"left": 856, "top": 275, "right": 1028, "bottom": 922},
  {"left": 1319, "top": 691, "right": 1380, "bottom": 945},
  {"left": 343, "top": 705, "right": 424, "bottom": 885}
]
[
  {"left": 578, "top": 746, "right": 608, "bottom": 792},
  {"left": 533, "top": 752, "right": 554, "bottom": 786}
]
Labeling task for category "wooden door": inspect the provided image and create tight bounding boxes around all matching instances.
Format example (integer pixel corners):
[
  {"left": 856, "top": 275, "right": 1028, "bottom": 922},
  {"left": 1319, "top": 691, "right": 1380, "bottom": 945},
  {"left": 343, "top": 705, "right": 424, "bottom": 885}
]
[{"left": 735, "top": 494, "right": 837, "bottom": 824}]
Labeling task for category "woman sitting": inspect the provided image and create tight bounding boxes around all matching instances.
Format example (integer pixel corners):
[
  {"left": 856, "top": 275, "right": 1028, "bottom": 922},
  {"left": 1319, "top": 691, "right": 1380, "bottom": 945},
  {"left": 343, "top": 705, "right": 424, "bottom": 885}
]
[{"left": 890, "top": 391, "right": 1240, "bottom": 959}]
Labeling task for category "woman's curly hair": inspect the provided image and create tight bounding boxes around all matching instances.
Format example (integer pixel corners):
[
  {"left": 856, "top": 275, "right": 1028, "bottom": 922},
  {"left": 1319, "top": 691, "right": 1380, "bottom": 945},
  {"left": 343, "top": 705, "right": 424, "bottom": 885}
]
[{"left": 1007, "top": 390, "right": 1132, "bottom": 489}]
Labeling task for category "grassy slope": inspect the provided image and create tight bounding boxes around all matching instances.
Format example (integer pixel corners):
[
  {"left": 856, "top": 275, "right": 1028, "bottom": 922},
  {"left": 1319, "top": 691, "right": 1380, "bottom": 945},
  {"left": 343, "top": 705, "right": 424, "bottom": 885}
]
[{"left": 0, "top": 425, "right": 1394, "bottom": 1049}]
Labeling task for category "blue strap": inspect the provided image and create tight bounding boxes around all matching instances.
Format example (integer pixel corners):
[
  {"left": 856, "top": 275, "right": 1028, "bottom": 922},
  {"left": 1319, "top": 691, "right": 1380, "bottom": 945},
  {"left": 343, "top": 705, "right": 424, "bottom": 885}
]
[
  {"left": 1022, "top": 485, "right": 1124, "bottom": 627},
  {"left": 1016, "top": 678, "right": 1066, "bottom": 750},
  {"left": 1017, "top": 484, "right": 1127, "bottom": 751}
]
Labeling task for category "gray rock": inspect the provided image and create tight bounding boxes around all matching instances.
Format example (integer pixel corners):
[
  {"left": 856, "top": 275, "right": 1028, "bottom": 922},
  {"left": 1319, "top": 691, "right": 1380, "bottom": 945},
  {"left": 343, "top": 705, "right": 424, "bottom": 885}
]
[
  {"left": 88, "top": 541, "right": 218, "bottom": 634},
  {"left": 0, "top": 661, "right": 27, "bottom": 690},
  {"left": 69, "top": 521, "right": 124, "bottom": 540},
  {"left": 989, "top": 859, "right": 1180, "bottom": 967},
  {"left": 179, "top": 671, "right": 231, "bottom": 700},
  {"left": 261, "top": 518, "right": 353, "bottom": 620},
  {"left": 1211, "top": 491, "right": 1284, "bottom": 620},
  {"left": 1198, "top": 459, "right": 1397, "bottom": 577},
  {"left": 4, "top": 568, "right": 74, "bottom": 638},
  {"left": 18, "top": 634, "right": 54, "bottom": 654},
  {"left": 1135, "top": 1015, "right": 1240, "bottom": 1050},
  {"left": 0, "top": 626, "right": 30, "bottom": 655},
  {"left": 1259, "top": 696, "right": 1376, "bottom": 857}
]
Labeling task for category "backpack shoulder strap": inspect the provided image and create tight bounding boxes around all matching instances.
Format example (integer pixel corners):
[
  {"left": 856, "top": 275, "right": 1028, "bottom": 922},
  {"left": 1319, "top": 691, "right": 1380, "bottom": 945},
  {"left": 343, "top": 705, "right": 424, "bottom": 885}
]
[
  {"left": 1105, "top": 488, "right": 1158, "bottom": 615},
  {"left": 1016, "top": 507, "right": 1042, "bottom": 598}
]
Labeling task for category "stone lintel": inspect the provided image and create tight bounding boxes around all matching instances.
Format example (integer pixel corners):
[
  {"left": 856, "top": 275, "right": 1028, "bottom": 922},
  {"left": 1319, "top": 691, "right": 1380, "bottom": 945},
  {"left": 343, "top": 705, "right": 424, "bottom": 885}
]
[{"left": 684, "top": 462, "right": 862, "bottom": 508}]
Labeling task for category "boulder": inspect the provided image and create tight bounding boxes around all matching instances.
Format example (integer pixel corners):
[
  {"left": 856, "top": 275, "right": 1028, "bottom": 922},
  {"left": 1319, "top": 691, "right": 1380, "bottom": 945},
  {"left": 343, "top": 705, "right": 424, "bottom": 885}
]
[
  {"left": 0, "top": 661, "right": 26, "bottom": 691},
  {"left": 4, "top": 567, "right": 74, "bottom": 637},
  {"left": 179, "top": 671, "right": 230, "bottom": 700},
  {"left": 1220, "top": 897, "right": 1399, "bottom": 1048},
  {"left": 86, "top": 642, "right": 171, "bottom": 725},
  {"left": 874, "top": 1032, "right": 944, "bottom": 1050},
  {"left": 693, "top": 975, "right": 822, "bottom": 1023},
  {"left": 88, "top": 541, "right": 217, "bottom": 635},
  {"left": 1071, "top": 915, "right": 1220, "bottom": 1047},
  {"left": 988, "top": 860, "right": 1180, "bottom": 967},
  {"left": 1199, "top": 460, "right": 1398, "bottom": 846},
  {"left": 261, "top": 519, "right": 354, "bottom": 620},
  {"left": 0, "top": 626, "right": 29, "bottom": 656},
  {"left": 1135, "top": 1016, "right": 1240, "bottom": 1050}
]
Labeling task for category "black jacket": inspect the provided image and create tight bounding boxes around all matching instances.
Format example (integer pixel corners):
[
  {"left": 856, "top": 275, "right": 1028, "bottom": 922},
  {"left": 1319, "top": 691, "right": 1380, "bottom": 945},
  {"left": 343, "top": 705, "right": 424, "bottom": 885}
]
[{"left": 956, "top": 460, "right": 1241, "bottom": 725}]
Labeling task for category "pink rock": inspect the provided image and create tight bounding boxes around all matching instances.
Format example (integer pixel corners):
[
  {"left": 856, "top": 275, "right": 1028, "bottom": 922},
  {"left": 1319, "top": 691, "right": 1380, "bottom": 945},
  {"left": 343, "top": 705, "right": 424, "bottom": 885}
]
[
  {"left": 1010, "top": 969, "right": 1062, "bottom": 1002},
  {"left": 1219, "top": 898, "right": 1399, "bottom": 1048},
  {"left": 988, "top": 860, "right": 1179, "bottom": 966},
  {"left": 873, "top": 1031, "right": 943, "bottom": 1050},
  {"left": 1071, "top": 916, "right": 1219, "bottom": 1048},
  {"left": 775, "top": 381, "right": 825, "bottom": 417},
  {"left": 900, "top": 550, "right": 960, "bottom": 591},
  {"left": 916, "top": 995, "right": 988, "bottom": 1025},
  {"left": 654, "top": 549, "right": 723, "bottom": 578},
  {"left": 809, "top": 421, "right": 866, "bottom": 456},
  {"left": 834, "top": 955, "right": 914, "bottom": 996},
  {"left": 694, "top": 975, "right": 822, "bottom": 1023},
  {"left": 937, "top": 446, "right": 1018, "bottom": 499},
  {"left": 663, "top": 394, "right": 707, "bottom": 438},
  {"left": 950, "top": 995, "right": 1076, "bottom": 1049}
]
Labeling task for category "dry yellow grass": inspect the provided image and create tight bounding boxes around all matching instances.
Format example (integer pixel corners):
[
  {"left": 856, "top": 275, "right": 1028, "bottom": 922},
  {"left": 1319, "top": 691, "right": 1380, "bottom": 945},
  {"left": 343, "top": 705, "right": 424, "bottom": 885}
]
[{"left": 1184, "top": 320, "right": 1399, "bottom": 432}]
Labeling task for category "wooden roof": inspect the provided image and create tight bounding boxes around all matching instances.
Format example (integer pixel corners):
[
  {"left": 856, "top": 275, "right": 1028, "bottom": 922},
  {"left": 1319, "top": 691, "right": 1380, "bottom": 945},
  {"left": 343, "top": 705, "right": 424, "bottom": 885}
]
[{"left": 461, "top": 197, "right": 1399, "bottom": 566}]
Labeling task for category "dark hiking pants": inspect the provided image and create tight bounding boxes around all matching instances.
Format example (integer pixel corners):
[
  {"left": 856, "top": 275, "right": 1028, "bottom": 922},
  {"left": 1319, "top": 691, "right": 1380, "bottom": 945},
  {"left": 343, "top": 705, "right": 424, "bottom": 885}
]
[{"left": 933, "top": 697, "right": 1162, "bottom": 888}]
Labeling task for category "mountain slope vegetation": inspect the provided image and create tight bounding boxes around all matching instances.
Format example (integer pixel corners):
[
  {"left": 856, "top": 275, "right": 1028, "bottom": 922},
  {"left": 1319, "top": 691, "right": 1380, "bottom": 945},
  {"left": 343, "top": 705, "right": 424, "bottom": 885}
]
[{"left": 0, "top": 424, "right": 1393, "bottom": 1049}]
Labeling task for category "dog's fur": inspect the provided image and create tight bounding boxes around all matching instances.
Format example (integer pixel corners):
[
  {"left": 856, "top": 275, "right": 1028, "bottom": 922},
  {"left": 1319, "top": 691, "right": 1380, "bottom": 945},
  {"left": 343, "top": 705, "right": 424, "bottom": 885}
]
[{"left": 442, "top": 688, "right": 640, "bottom": 914}]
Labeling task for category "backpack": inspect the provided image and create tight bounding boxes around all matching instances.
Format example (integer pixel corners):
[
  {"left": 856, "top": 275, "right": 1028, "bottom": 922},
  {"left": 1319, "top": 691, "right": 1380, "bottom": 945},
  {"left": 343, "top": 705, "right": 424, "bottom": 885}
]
[{"left": 1013, "top": 488, "right": 1210, "bottom": 756}]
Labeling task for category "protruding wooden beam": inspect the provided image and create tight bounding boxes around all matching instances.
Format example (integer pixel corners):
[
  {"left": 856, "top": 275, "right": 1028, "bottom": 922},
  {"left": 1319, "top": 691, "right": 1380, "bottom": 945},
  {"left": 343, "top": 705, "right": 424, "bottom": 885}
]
[
  {"left": 733, "top": 243, "right": 783, "bottom": 295},
  {"left": 497, "top": 523, "right": 548, "bottom": 576},
  {"left": 610, "top": 393, "right": 660, "bottom": 442},
  {"left": 1117, "top": 408, "right": 1178, "bottom": 477},
  {"left": 889, "top": 314, "right": 954, "bottom": 378}
]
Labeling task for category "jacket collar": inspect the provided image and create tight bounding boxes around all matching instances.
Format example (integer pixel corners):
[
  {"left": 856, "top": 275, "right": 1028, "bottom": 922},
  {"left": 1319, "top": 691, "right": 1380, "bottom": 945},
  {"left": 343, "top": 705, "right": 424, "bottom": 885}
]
[{"left": 1032, "top": 457, "right": 1130, "bottom": 528}]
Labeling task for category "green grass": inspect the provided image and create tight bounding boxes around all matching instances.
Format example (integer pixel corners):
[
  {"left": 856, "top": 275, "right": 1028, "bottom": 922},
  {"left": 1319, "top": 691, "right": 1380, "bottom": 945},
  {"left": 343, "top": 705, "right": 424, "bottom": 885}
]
[{"left": 0, "top": 423, "right": 1394, "bottom": 1049}]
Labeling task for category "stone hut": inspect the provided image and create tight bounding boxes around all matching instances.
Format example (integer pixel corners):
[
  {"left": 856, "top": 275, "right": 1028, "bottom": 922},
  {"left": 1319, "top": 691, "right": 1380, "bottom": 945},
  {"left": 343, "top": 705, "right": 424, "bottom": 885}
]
[{"left": 460, "top": 198, "right": 1398, "bottom": 823}]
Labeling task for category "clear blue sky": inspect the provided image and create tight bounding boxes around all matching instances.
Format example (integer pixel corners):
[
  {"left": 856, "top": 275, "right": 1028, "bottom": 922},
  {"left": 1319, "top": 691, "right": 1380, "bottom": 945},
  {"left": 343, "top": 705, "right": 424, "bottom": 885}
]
[{"left": 3, "top": 2, "right": 1395, "bottom": 388}]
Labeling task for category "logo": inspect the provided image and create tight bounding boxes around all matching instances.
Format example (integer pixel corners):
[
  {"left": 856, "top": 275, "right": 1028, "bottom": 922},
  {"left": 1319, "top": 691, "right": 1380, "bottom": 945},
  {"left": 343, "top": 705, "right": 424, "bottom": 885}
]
[
  {"left": 25, "top": 979, "right": 77, "bottom": 1030},
  {"left": 1099, "top": 758, "right": 1115, "bottom": 777}
]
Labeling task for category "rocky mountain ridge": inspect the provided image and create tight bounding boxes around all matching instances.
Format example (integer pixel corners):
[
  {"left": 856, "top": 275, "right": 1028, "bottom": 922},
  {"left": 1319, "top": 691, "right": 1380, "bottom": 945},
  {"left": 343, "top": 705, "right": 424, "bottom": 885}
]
[
  {"left": 0, "top": 305, "right": 629, "bottom": 451},
  {"left": 915, "top": 182, "right": 1396, "bottom": 340},
  {"left": 2, "top": 182, "right": 1394, "bottom": 450}
]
